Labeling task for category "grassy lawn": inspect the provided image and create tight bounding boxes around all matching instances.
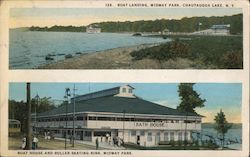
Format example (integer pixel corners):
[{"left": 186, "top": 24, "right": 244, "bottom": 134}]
[{"left": 9, "top": 136, "right": 96, "bottom": 150}]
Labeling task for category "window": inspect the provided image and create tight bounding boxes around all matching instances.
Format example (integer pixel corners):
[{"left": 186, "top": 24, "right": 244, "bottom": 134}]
[
  {"left": 170, "top": 132, "right": 175, "bottom": 141},
  {"left": 156, "top": 132, "right": 160, "bottom": 136},
  {"left": 94, "top": 131, "right": 111, "bottom": 136},
  {"left": 77, "top": 116, "right": 83, "bottom": 120},
  {"left": 140, "top": 130, "right": 145, "bottom": 136},
  {"left": 128, "top": 89, "right": 132, "bottom": 93},
  {"left": 84, "top": 131, "right": 92, "bottom": 136},
  {"left": 97, "top": 117, "right": 111, "bottom": 121},
  {"left": 178, "top": 132, "right": 183, "bottom": 141},
  {"left": 184, "top": 132, "right": 188, "bottom": 140},
  {"left": 88, "top": 116, "right": 97, "bottom": 120},
  {"left": 124, "top": 118, "right": 130, "bottom": 121},
  {"left": 122, "top": 88, "right": 126, "bottom": 93},
  {"left": 131, "top": 130, "right": 136, "bottom": 136},
  {"left": 117, "top": 117, "right": 123, "bottom": 121},
  {"left": 147, "top": 132, "right": 152, "bottom": 142},
  {"left": 164, "top": 132, "right": 169, "bottom": 141}
]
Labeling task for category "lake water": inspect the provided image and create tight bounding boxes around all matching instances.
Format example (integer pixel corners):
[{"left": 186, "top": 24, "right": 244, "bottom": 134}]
[
  {"left": 9, "top": 30, "right": 169, "bottom": 69},
  {"left": 197, "top": 127, "right": 242, "bottom": 150}
]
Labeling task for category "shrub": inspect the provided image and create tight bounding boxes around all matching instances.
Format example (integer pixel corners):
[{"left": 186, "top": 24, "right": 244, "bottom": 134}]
[
  {"left": 195, "top": 140, "right": 199, "bottom": 147},
  {"left": 169, "top": 140, "right": 176, "bottom": 147},
  {"left": 158, "top": 141, "right": 170, "bottom": 145},
  {"left": 221, "top": 50, "right": 243, "bottom": 69},
  {"left": 131, "top": 36, "right": 242, "bottom": 69},
  {"left": 130, "top": 40, "right": 191, "bottom": 62},
  {"left": 177, "top": 140, "right": 183, "bottom": 146}
]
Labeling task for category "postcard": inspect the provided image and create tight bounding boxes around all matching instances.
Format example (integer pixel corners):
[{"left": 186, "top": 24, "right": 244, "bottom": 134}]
[
  {"left": 0, "top": 0, "right": 249, "bottom": 157},
  {"left": 8, "top": 82, "right": 242, "bottom": 150},
  {"left": 7, "top": 1, "right": 244, "bottom": 69}
]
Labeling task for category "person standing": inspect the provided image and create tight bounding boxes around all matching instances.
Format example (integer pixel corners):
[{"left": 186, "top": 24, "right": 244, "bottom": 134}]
[
  {"left": 95, "top": 138, "right": 99, "bottom": 150},
  {"left": 44, "top": 132, "right": 47, "bottom": 139},
  {"left": 22, "top": 137, "right": 26, "bottom": 150},
  {"left": 33, "top": 136, "right": 39, "bottom": 149}
]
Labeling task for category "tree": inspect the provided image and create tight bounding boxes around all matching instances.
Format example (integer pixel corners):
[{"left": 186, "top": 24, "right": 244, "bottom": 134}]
[
  {"left": 177, "top": 83, "right": 206, "bottom": 113},
  {"left": 177, "top": 83, "right": 205, "bottom": 148},
  {"left": 9, "top": 97, "right": 56, "bottom": 133},
  {"left": 214, "top": 109, "right": 232, "bottom": 148}
]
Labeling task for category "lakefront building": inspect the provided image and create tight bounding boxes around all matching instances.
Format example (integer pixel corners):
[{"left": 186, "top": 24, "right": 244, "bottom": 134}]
[
  {"left": 191, "top": 24, "right": 231, "bottom": 35},
  {"left": 32, "top": 85, "right": 202, "bottom": 147},
  {"left": 86, "top": 24, "right": 101, "bottom": 33}
]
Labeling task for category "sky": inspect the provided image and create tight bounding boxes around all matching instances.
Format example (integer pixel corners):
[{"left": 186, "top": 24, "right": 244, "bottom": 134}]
[
  {"left": 9, "top": 83, "right": 242, "bottom": 123},
  {"left": 10, "top": 8, "right": 242, "bottom": 28}
]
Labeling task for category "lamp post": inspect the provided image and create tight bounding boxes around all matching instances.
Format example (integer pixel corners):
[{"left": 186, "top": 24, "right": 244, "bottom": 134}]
[{"left": 34, "top": 94, "right": 40, "bottom": 135}]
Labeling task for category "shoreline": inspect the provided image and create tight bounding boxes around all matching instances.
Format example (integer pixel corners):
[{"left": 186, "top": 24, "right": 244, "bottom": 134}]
[{"left": 38, "top": 43, "right": 163, "bottom": 69}]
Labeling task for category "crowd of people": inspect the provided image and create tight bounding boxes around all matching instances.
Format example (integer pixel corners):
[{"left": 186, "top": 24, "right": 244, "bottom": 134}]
[
  {"left": 95, "top": 133, "right": 124, "bottom": 149},
  {"left": 21, "top": 132, "right": 124, "bottom": 150}
]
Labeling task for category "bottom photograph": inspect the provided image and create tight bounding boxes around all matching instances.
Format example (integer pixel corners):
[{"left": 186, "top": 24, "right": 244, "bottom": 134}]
[{"left": 8, "top": 83, "right": 242, "bottom": 150}]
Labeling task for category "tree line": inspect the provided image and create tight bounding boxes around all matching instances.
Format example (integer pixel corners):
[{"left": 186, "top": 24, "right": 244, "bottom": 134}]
[
  {"left": 29, "top": 25, "right": 86, "bottom": 32},
  {"left": 9, "top": 97, "right": 56, "bottom": 132},
  {"left": 95, "top": 14, "right": 242, "bottom": 34},
  {"left": 29, "top": 14, "right": 242, "bottom": 34}
]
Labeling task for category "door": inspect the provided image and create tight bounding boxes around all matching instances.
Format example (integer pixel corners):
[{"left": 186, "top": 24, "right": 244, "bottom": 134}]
[
  {"left": 137, "top": 136, "right": 140, "bottom": 145},
  {"left": 155, "top": 132, "right": 161, "bottom": 145}
]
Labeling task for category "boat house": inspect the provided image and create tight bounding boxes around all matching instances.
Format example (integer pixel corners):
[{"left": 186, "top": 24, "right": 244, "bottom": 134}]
[{"left": 32, "top": 85, "right": 202, "bottom": 146}]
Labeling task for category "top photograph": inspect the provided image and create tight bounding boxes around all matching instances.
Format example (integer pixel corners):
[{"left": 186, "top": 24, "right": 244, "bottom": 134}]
[{"left": 9, "top": 7, "right": 243, "bottom": 69}]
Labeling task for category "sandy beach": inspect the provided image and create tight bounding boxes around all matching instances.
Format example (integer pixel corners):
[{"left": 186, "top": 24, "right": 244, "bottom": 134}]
[{"left": 39, "top": 43, "right": 195, "bottom": 69}]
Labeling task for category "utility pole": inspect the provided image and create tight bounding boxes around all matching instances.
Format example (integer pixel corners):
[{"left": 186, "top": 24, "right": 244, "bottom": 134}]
[
  {"left": 64, "top": 88, "right": 70, "bottom": 150},
  {"left": 26, "top": 83, "right": 32, "bottom": 150},
  {"left": 72, "top": 84, "right": 77, "bottom": 147}
]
